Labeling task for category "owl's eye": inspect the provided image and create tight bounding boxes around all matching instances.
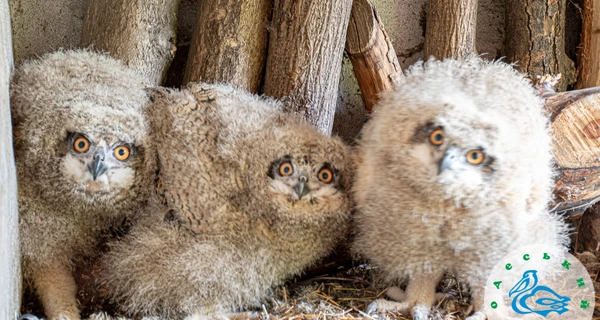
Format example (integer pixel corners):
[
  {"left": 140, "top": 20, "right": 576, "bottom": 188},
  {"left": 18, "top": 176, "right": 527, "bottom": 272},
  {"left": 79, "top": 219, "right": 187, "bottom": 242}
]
[
  {"left": 279, "top": 162, "right": 294, "bottom": 176},
  {"left": 114, "top": 145, "right": 131, "bottom": 161},
  {"left": 317, "top": 168, "right": 334, "bottom": 184},
  {"left": 73, "top": 136, "right": 90, "bottom": 153},
  {"left": 466, "top": 149, "right": 485, "bottom": 165},
  {"left": 429, "top": 128, "right": 444, "bottom": 146}
]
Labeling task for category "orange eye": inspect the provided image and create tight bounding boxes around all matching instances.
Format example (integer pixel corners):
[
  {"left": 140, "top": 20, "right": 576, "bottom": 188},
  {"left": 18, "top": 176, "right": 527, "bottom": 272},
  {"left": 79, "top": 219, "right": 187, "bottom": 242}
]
[
  {"left": 466, "top": 149, "right": 485, "bottom": 165},
  {"left": 73, "top": 136, "right": 90, "bottom": 153},
  {"left": 318, "top": 168, "right": 334, "bottom": 184},
  {"left": 114, "top": 145, "right": 131, "bottom": 161},
  {"left": 429, "top": 128, "right": 444, "bottom": 146},
  {"left": 279, "top": 162, "right": 293, "bottom": 176}
]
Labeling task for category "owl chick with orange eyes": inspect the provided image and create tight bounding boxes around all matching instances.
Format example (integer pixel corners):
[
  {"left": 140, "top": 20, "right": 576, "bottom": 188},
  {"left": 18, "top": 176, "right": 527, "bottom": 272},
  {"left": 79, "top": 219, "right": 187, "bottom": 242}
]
[
  {"left": 353, "top": 57, "right": 570, "bottom": 320},
  {"left": 98, "top": 83, "right": 353, "bottom": 319},
  {"left": 11, "top": 50, "right": 154, "bottom": 320}
]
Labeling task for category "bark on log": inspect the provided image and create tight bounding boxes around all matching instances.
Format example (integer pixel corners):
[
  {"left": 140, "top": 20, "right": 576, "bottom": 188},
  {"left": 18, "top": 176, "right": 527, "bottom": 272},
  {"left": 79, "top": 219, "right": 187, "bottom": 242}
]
[
  {"left": 80, "top": 0, "right": 179, "bottom": 85},
  {"left": 577, "top": 0, "right": 600, "bottom": 89},
  {"left": 262, "top": 0, "right": 353, "bottom": 135},
  {"left": 345, "top": 0, "right": 403, "bottom": 114},
  {"left": 182, "top": 0, "right": 270, "bottom": 93},
  {"left": 0, "top": 0, "right": 21, "bottom": 318},
  {"left": 505, "top": 0, "right": 576, "bottom": 91},
  {"left": 572, "top": 205, "right": 600, "bottom": 252},
  {"left": 424, "top": 0, "right": 478, "bottom": 59},
  {"left": 542, "top": 87, "right": 600, "bottom": 215}
]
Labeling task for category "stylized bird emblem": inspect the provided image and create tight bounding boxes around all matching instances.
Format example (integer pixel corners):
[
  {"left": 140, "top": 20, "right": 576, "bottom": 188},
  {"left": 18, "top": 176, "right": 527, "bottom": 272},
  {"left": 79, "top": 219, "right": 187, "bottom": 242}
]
[{"left": 509, "top": 270, "right": 571, "bottom": 317}]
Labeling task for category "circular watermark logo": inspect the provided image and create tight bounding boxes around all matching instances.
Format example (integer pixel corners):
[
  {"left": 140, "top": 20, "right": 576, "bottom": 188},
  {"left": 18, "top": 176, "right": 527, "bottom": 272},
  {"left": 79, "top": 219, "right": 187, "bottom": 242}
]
[{"left": 484, "top": 244, "right": 595, "bottom": 320}]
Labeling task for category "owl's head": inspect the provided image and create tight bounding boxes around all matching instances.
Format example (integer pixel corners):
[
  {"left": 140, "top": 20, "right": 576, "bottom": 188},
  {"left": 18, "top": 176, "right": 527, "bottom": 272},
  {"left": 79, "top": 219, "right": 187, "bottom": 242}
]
[
  {"left": 11, "top": 50, "right": 154, "bottom": 207},
  {"left": 360, "top": 57, "right": 552, "bottom": 210},
  {"left": 247, "top": 122, "right": 352, "bottom": 217}
]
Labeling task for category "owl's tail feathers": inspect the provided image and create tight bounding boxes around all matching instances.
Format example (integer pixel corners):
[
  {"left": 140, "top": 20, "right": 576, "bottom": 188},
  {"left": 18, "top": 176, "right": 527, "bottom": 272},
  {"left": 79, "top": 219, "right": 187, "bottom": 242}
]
[{"left": 98, "top": 224, "right": 272, "bottom": 318}]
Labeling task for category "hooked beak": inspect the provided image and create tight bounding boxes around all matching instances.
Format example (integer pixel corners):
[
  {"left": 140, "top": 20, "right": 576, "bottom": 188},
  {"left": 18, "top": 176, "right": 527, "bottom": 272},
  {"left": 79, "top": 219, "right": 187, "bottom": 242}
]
[
  {"left": 438, "top": 147, "right": 457, "bottom": 174},
  {"left": 88, "top": 153, "right": 107, "bottom": 181},
  {"left": 293, "top": 175, "right": 311, "bottom": 199}
]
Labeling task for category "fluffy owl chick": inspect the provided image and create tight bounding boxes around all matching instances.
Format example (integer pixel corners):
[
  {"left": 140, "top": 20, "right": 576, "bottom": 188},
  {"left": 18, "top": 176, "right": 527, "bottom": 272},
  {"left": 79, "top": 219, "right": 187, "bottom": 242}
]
[
  {"left": 353, "top": 57, "right": 570, "bottom": 319},
  {"left": 11, "top": 50, "right": 154, "bottom": 320},
  {"left": 99, "top": 83, "right": 353, "bottom": 319}
]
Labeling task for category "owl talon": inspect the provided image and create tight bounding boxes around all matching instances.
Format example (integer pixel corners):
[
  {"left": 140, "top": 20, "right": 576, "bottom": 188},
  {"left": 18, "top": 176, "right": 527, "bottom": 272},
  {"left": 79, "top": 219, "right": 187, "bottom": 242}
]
[
  {"left": 366, "top": 299, "right": 410, "bottom": 314},
  {"left": 19, "top": 314, "right": 40, "bottom": 320},
  {"left": 412, "top": 304, "right": 431, "bottom": 320}
]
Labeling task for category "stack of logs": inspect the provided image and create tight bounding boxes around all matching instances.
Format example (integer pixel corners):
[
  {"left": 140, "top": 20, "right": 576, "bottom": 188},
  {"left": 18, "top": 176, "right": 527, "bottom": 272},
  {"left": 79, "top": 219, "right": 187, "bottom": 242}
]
[{"left": 79, "top": 0, "right": 600, "bottom": 250}]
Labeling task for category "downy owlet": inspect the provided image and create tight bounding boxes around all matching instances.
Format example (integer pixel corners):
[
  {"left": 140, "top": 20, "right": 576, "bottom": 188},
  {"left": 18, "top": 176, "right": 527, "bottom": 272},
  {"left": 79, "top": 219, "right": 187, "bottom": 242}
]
[
  {"left": 352, "top": 57, "right": 570, "bottom": 320},
  {"left": 98, "top": 83, "right": 354, "bottom": 319},
  {"left": 11, "top": 50, "right": 155, "bottom": 320}
]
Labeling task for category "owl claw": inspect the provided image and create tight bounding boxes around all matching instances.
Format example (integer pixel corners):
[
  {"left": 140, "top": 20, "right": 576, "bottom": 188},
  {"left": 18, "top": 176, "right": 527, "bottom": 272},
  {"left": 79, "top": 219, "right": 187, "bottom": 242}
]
[
  {"left": 365, "top": 299, "right": 410, "bottom": 314},
  {"left": 19, "top": 314, "right": 40, "bottom": 320}
]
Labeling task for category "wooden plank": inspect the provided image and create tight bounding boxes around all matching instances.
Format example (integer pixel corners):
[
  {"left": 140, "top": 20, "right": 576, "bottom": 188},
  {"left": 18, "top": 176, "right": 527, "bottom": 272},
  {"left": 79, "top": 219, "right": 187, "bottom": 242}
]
[{"left": 0, "top": 0, "right": 20, "bottom": 318}]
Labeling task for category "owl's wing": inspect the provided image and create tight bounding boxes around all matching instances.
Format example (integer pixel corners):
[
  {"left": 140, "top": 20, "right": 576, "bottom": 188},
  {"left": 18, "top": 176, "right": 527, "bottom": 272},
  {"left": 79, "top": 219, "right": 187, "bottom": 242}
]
[{"left": 146, "top": 86, "right": 245, "bottom": 232}]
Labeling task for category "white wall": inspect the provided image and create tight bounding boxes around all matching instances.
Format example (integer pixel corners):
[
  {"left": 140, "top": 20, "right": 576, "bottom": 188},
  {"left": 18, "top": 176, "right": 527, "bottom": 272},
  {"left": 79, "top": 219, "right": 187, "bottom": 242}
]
[{"left": 1, "top": 0, "right": 20, "bottom": 318}]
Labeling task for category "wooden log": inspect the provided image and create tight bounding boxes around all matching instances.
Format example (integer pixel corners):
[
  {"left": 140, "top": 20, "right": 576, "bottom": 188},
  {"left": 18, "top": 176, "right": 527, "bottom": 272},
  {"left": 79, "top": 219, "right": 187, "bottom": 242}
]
[
  {"left": 505, "top": 0, "right": 576, "bottom": 91},
  {"left": 0, "top": 0, "right": 21, "bottom": 318},
  {"left": 182, "top": 0, "right": 271, "bottom": 93},
  {"left": 424, "top": 0, "right": 478, "bottom": 59},
  {"left": 571, "top": 205, "right": 600, "bottom": 252},
  {"left": 80, "top": 0, "right": 179, "bottom": 85},
  {"left": 345, "top": 0, "right": 403, "bottom": 114},
  {"left": 577, "top": 0, "right": 600, "bottom": 89},
  {"left": 542, "top": 86, "right": 600, "bottom": 215},
  {"left": 262, "top": 0, "right": 353, "bottom": 135}
]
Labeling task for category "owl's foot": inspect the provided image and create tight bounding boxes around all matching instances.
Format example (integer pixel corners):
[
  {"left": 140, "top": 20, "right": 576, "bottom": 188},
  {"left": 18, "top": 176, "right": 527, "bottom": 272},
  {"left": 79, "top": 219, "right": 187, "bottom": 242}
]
[
  {"left": 366, "top": 299, "right": 431, "bottom": 320},
  {"left": 368, "top": 271, "right": 444, "bottom": 319},
  {"left": 385, "top": 286, "right": 448, "bottom": 302},
  {"left": 365, "top": 298, "right": 411, "bottom": 314}
]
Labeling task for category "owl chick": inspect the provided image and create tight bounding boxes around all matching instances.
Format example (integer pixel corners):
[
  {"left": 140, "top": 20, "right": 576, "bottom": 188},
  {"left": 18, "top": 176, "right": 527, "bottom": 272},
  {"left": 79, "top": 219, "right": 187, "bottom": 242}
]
[
  {"left": 11, "top": 50, "right": 155, "bottom": 320},
  {"left": 353, "top": 57, "right": 570, "bottom": 319},
  {"left": 98, "top": 83, "right": 353, "bottom": 319}
]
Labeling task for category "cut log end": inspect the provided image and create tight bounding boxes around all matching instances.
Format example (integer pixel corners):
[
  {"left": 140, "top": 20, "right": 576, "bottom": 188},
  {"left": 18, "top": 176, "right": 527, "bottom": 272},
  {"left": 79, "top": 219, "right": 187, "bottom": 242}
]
[{"left": 544, "top": 87, "right": 600, "bottom": 215}]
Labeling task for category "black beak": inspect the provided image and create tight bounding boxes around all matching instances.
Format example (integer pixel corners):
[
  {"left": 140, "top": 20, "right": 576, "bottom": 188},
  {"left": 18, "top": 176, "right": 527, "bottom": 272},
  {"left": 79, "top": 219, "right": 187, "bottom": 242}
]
[
  {"left": 89, "top": 153, "right": 107, "bottom": 181},
  {"left": 293, "top": 175, "right": 311, "bottom": 199}
]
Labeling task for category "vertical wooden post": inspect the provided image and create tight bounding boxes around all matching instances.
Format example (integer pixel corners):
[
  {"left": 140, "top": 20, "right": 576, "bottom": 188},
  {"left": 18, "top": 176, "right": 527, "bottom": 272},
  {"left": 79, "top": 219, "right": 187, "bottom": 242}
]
[
  {"left": 577, "top": 0, "right": 600, "bottom": 89},
  {"left": 345, "top": 0, "right": 403, "bottom": 114},
  {"left": 505, "top": 0, "right": 576, "bottom": 91},
  {"left": 80, "top": 0, "right": 179, "bottom": 85},
  {"left": 262, "top": 0, "right": 353, "bottom": 135},
  {"left": 182, "top": 0, "right": 271, "bottom": 93},
  {"left": 424, "top": 0, "right": 478, "bottom": 59},
  {"left": 0, "top": 0, "right": 20, "bottom": 318}
]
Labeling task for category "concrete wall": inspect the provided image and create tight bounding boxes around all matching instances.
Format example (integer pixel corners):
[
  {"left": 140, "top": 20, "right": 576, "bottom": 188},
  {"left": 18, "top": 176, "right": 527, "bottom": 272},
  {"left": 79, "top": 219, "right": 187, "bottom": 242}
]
[{"left": 8, "top": 0, "right": 505, "bottom": 140}]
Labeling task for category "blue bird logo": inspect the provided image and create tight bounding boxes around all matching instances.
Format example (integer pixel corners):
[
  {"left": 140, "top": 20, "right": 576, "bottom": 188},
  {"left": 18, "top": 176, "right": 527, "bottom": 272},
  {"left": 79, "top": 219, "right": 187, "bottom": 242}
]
[{"left": 509, "top": 270, "right": 571, "bottom": 317}]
